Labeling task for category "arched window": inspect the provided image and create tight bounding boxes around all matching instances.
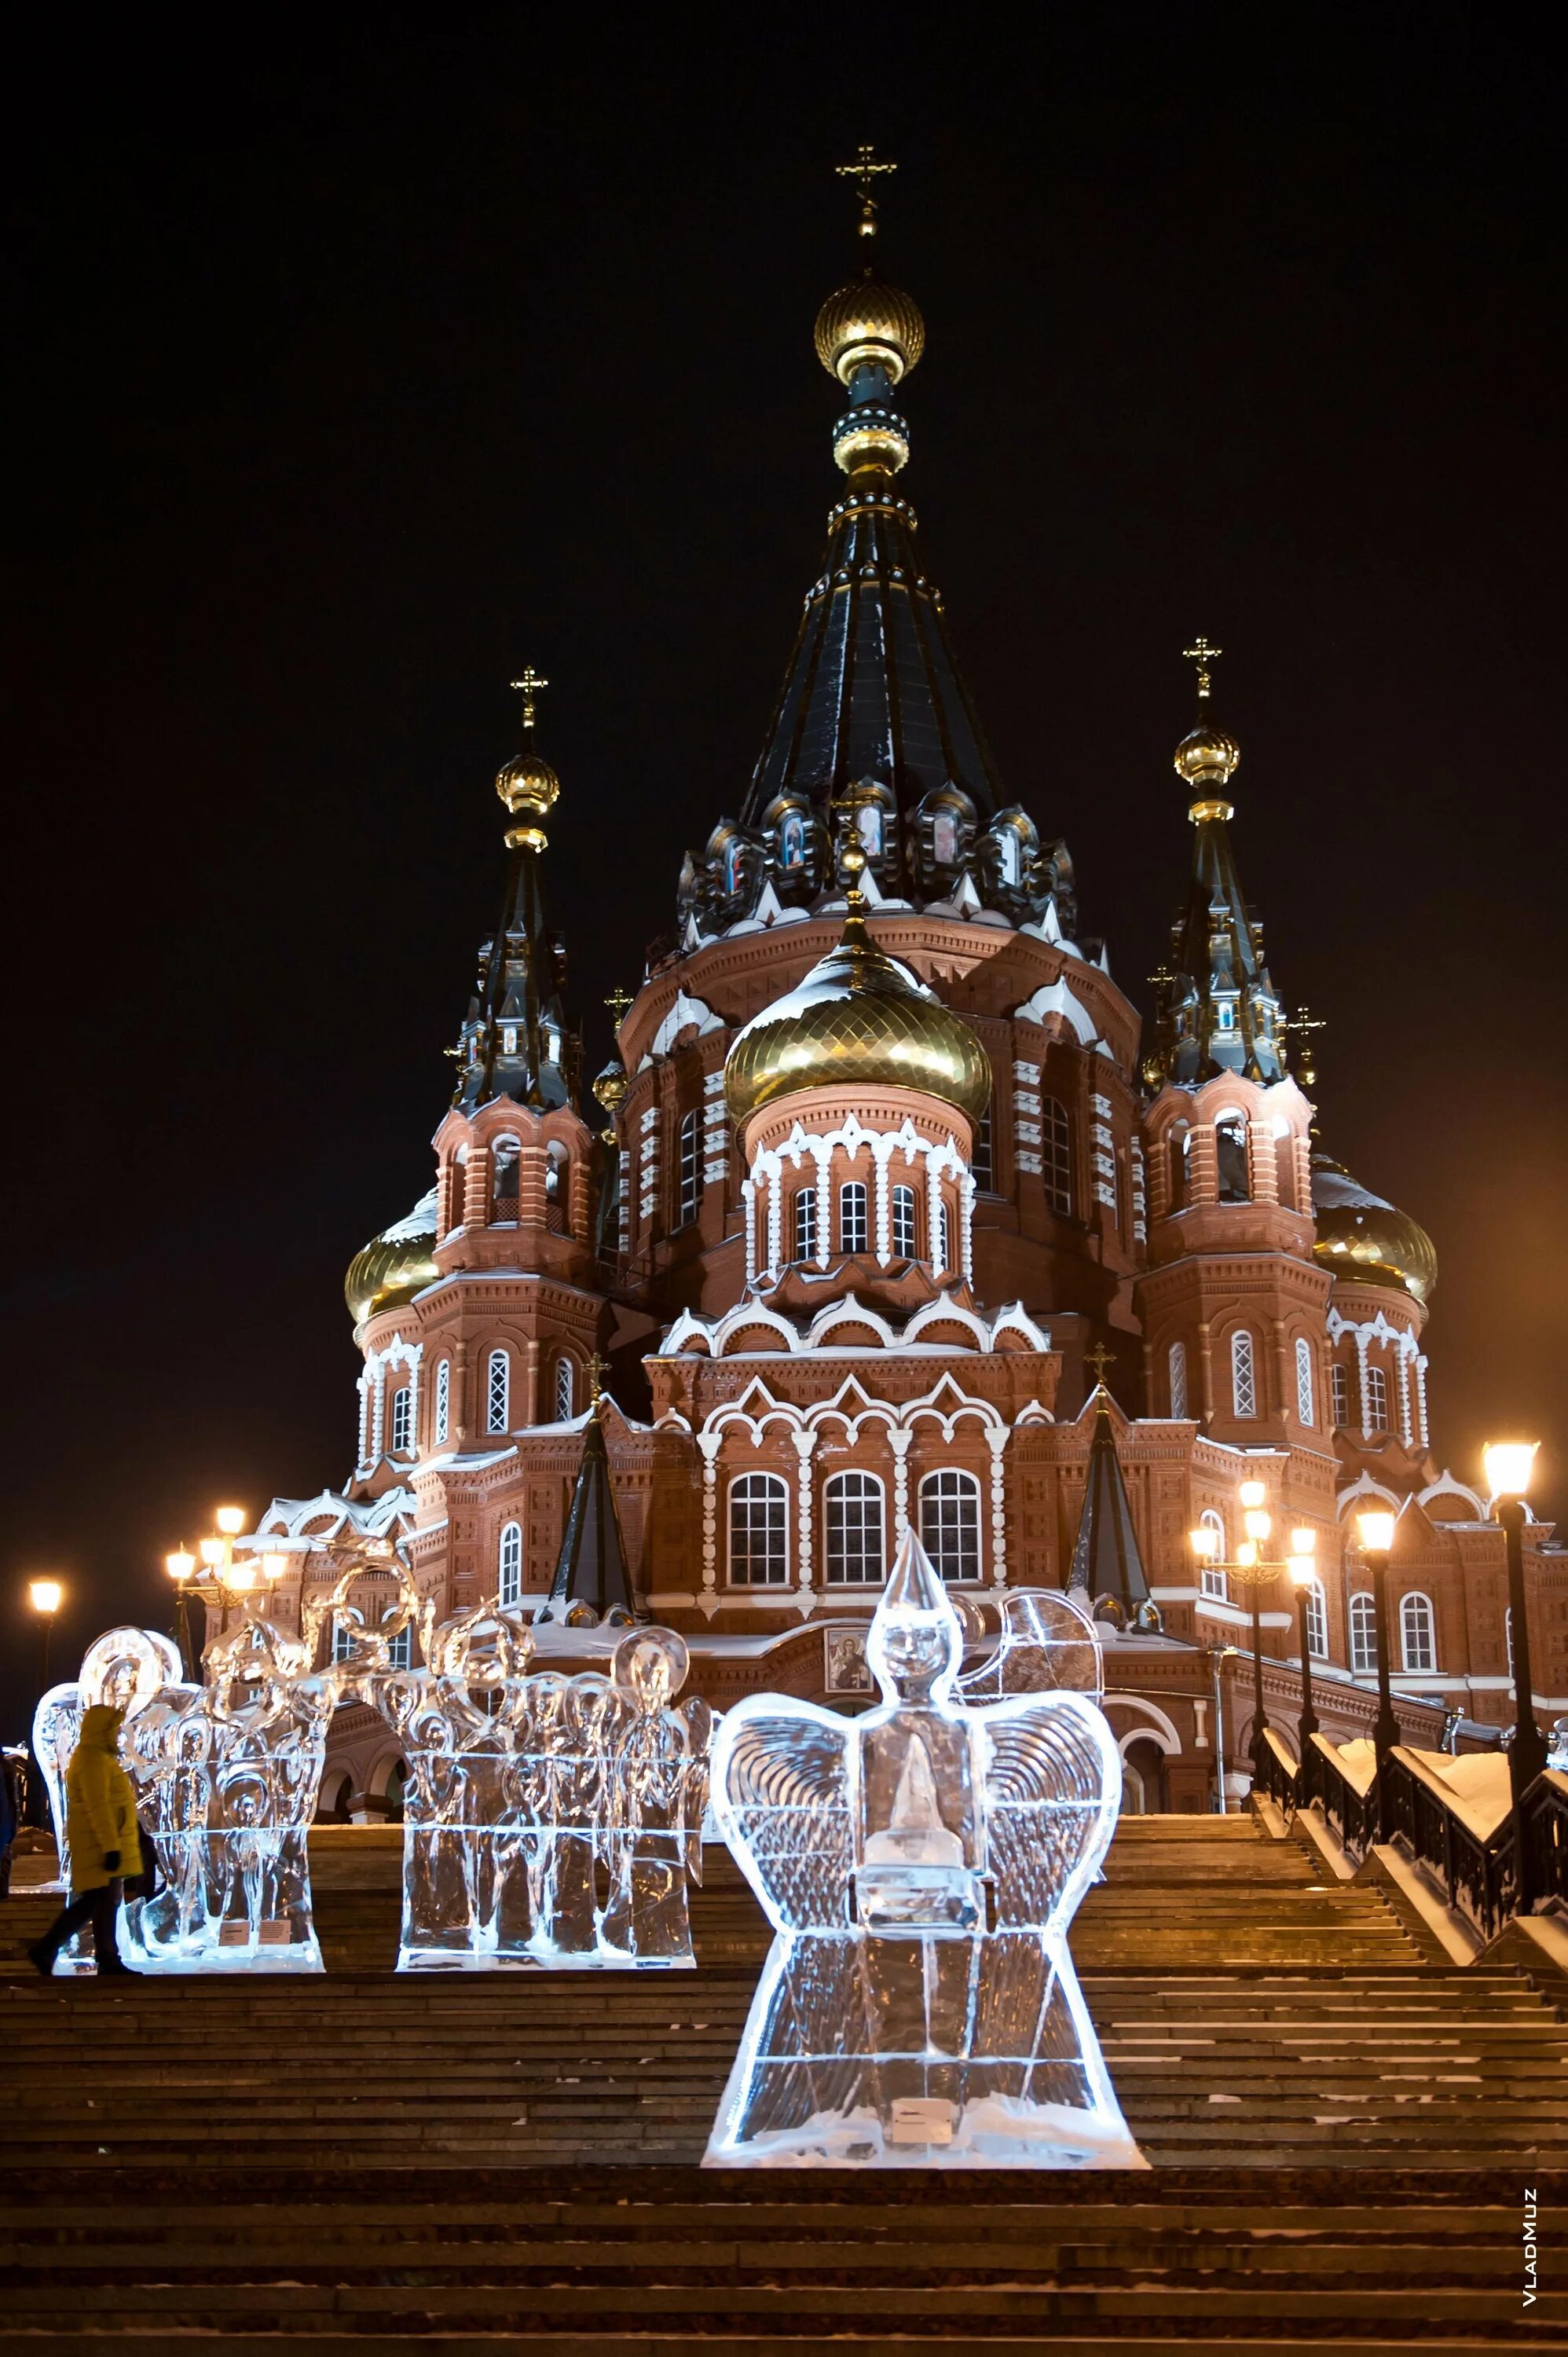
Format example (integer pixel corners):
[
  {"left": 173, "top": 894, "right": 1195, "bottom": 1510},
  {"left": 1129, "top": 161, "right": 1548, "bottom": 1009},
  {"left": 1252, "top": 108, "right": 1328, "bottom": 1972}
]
[
  {"left": 1330, "top": 1362, "right": 1350, "bottom": 1428},
  {"left": 498, "top": 1522, "right": 522, "bottom": 1608},
  {"left": 1215, "top": 1113, "right": 1250, "bottom": 1204},
  {"left": 997, "top": 829, "right": 1020, "bottom": 885},
  {"left": 1349, "top": 1591, "right": 1378, "bottom": 1674},
  {"left": 1295, "top": 1337, "right": 1316, "bottom": 1428},
  {"left": 1366, "top": 1364, "right": 1390, "bottom": 1431},
  {"left": 729, "top": 1473, "right": 789, "bottom": 1586},
  {"left": 486, "top": 1347, "right": 511, "bottom": 1435},
  {"left": 839, "top": 1180, "right": 868, "bottom": 1255},
  {"left": 678, "top": 1112, "right": 700, "bottom": 1227},
  {"left": 856, "top": 805, "right": 882, "bottom": 856},
  {"left": 1042, "top": 1096, "right": 1073, "bottom": 1216},
  {"left": 793, "top": 1187, "right": 817, "bottom": 1262},
  {"left": 1168, "top": 1340, "right": 1189, "bottom": 1420},
  {"left": 332, "top": 1618, "right": 355, "bottom": 1666},
  {"left": 825, "top": 1471, "right": 886, "bottom": 1586},
  {"left": 919, "top": 1468, "right": 982, "bottom": 1584},
  {"left": 932, "top": 810, "right": 958, "bottom": 865},
  {"left": 1230, "top": 1329, "right": 1258, "bottom": 1419},
  {"left": 1199, "top": 1508, "right": 1228, "bottom": 1600},
  {"left": 972, "top": 1106, "right": 993, "bottom": 1190},
  {"left": 555, "top": 1355, "right": 574, "bottom": 1420},
  {"left": 891, "top": 1184, "right": 918, "bottom": 1259},
  {"left": 433, "top": 1359, "right": 450, "bottom": 1449},
  {"left": 1302, "top": 1578, "right": 1328, "bottom": 1660},
  {"left": 1401, "top": 1592, "right": 1436, "bottom": 1674},
  {"left": 780, "top": 809, "right": 805, "bottom": 868},
  {"left": 390, "top": 1385, "right": 412, "bottom": 1453},
  {"left": 492, "top": 1137, "right": 521, "bottom": 1220}
]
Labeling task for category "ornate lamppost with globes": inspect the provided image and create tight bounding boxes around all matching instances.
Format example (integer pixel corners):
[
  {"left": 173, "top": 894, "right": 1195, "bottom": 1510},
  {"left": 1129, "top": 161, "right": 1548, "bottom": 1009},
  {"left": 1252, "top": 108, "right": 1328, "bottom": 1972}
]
[
  {"left": 1353, "top": 1507, "right": 1401, "bottom": 1768},
  {"left": 1290, "top": 1557, "right": 1322, "bottom": 1746},
  {"left": 166, "top": 1508, "right": 289, "bottom": 1676},
  {"left": 1483, "top": 1442, "right": 1545, "bottom": 1909},
  {"left": 1191, "top": 1483, "right": 1317, "bottom": 1779}
]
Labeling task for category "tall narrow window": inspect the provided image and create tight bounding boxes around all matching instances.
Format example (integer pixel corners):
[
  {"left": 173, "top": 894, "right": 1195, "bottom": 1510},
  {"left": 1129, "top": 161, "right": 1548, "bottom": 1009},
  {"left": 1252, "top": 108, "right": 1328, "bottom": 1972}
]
[
  {"left": 332, "top": 1618, "right": 355, "bottom": 1666},
  {"left": 825, "top": 1471, "right": 886, "bottom": 1586},
  {"left": 891, "top": 1183, "right": 918, "bottom": 1259},
  {"left": 793, "top": 1187, "right": 817, "bottom": 1262},
  {"left": 919, "top": 1468, "right": 982, "bottom": 1584},
  {"left": 971, "top": 1107, "right": 993, "bottom": 1190},
  {"left": 1365, "top": 1364, "right": 1390, "bottom": 1431},
  {"left": 729, "top": 1473, "right": 789, "bottom": 1585},
  {"left": 1295, "top": 1337, "right": 1316, "bottom": 1428},
  {"left": 555, "top": 1355, "right": 574, "bottom": 1420},
  {"left": 388, "top": 1624, "right": 412, "bottom": 1670},
  {"left": 780, "top": 809, "right": 805, "bottom": 868},
  {"left": 1303, "top": 1578, "right": 1328, "bottom": 1660},
  {"left": 1349, "top": 1592, "right": 1377, "bottom": 1674},
  {"left": 1230, "top": 1329, "right": 1257, "bottom": 1419},
  {"left": 839, "top": 1180, "right": 868, "bottom": 1255},
  {"left": 679, "top": 1111, "right": 700, "bottom": 1227},
  {"left": 1401, "top": 1592, "right": 1436, "bottom": 1673},
  {"left": 1168, "top": 1340, "right": 1189, "bottom": 1419},
  {"left": 390, "top": 1384, "right": 412, "bottom": 1454},
  {"left": 932, "top": 810, "right": 958, "bottom": 864},
  {"left": 1042, "top": 1096, "right": 1073, "bottom": 1215},
  {"left": 486, "top": 1347, "right": 510, "bottom": 1435},
  {"left": 1199, "top": 1508, "right": 1228, "bottom": 1600},
  {"left": 433, "top": 1359, "right": 450, "bottom": 1449},
  {"left": 492, "top": 1138, "right": 520, "bottom": 1220},
  {"left": 1330, "top": 1361, "right": 1350, "bottom": 1428},
  {"left": 498, "top": 1522, "right": 522, "bottom": 1608},
  {"left": 1215, "top": 1115, "right": 1250, "bottom": 1204}
]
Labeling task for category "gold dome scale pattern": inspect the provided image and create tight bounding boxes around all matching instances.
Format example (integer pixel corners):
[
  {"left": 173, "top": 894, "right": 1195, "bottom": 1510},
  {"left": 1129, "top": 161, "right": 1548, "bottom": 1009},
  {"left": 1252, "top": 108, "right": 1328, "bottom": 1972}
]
[
  {"left": 724, "top": 908, "right": 991, "bottom": 1131},
  {"left": 814, "top": 274, "right": 926, "bottom": 387},
  {"left": 345, "top": 1188, "right": 441, "bottom": 1327}
]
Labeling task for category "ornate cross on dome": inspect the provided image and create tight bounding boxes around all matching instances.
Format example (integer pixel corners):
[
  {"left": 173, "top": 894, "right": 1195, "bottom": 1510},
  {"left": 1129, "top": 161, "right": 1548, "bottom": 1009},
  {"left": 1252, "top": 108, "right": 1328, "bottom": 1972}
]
[
  {"left": 1286, "top": 1003, "right": 1327, "bottom": 1092},
  {"left": 604, "top": 985, "right": 633, "bottom": 1028},
  {"left": 511, "top": 667, "right": 548, "bottom": 731},
  {"left": 1182, "top": 639, "right": 1222, "bottom": 699},
  {"left": 585, "top": 1350, "right": 610, "bottom": 1405},
  {"left": 1086, "top": 1341, "right": 1116, "bottom": 1391},
  {"left": 835, "top": 142, "right": 897, "bottom": 238}
]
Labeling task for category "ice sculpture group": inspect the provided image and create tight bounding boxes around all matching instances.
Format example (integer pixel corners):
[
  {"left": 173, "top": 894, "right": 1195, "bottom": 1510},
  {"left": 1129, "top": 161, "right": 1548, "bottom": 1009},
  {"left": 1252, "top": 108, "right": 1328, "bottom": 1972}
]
[{"left": 704, "top": 1532, "right": 1144, "bottom": 2169}]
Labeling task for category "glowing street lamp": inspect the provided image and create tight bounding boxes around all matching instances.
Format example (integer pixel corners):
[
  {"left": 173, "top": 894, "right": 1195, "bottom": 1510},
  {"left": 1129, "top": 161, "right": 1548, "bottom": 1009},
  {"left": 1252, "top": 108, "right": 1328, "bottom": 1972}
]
[
  {"left": 1483, "top": 1443, "right": 1546, "bottom": 1836},
  {"left": 1189, "top": 1480, "right": 1302, "bottom": 1781},
  {"left": 1355, "top": 1507, "right": 1401, "bottom": 1769},
  {"left": 27, "top": 1578, "right": 64, "bottom": 1698},
  {"left": 1288, "top": 1534, "right": 1321, "bottom": 1744},
  {"left": 165, "top": 1548, "right": 198, "bottom": 1678}
]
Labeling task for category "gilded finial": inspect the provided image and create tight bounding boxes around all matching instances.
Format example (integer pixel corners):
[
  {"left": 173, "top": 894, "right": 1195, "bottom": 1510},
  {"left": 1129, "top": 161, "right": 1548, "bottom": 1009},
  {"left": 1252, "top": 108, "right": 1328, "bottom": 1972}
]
[
  {"left": 1183, "top": 639, "right": 1222, "bottom": 700},
  {"left": 835, "top": 142, "right": 897, "bottom": 240},
  {"left": 1086, "top": 1341, "right": 1116, "bottom": 1393},
  {"left": 829, "top": 794, "right": 874, "bottom": 911},
  {"left": 585, "top": 1350, "right": 609, "bottom": 1406},
  {"left": 604, "top": 985, "right": 633, "bottom": 1028},
  {"left": 511, "top": 666, "right": 548, "bottom": 731}
]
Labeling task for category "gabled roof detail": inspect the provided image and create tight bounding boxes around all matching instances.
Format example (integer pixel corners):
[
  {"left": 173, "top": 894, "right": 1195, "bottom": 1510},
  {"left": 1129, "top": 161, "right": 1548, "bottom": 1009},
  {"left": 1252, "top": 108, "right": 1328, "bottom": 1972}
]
[
  {"left": 1066, "top": 1391, "right": 1154, "bottom": 1626},
  {"left": 539, "top": 1402, "right": 635, "bottom": 1626}
]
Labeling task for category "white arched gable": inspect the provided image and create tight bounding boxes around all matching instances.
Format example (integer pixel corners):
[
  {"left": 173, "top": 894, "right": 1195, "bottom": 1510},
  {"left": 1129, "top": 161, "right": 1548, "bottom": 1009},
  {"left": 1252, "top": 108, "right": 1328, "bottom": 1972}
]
[
  {"left": 1013, "top": 974, "right": 1099, "bottom": 1045},
  {"left": 639, "top": 991, "right": 725, "bottom": 1069},
  {"left": 1103, "top": 1695, "right": 1183, "bottom": 1754}
]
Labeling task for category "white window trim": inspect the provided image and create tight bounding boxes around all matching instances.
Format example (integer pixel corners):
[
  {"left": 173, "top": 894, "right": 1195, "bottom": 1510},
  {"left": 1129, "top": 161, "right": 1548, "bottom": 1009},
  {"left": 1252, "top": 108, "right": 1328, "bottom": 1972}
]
[
  {"left": 823, "top": 1468, "right": 888, "bottom": 1588},
  {"left": 918, "top": 1466, "right": 983, "bottom": 1585},
  {"left": 727, "top": 1470, "right": 791, "bottom": 1588}
]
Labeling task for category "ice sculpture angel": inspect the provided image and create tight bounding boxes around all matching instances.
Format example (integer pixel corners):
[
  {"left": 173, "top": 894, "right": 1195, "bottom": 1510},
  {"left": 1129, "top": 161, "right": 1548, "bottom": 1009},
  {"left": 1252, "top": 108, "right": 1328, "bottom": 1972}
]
[
  {"left": 705, "top": 1533, "right": 1145, "bottom": 2169},
  {"left": 117, "top": 1617, "right": 334, "bottom": 1972}
]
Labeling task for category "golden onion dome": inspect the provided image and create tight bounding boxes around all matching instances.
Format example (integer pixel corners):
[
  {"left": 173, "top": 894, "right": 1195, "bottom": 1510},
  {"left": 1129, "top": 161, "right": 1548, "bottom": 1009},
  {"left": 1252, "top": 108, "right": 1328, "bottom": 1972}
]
[
  {"left": 345, "top": 1188, "right": 441, "bottom": 1327},
  {"left": 1174, "top": 720, "right": 1240, "bottom": 790},
  {"left": 496, "top": 745, "right": 560, "bottom": 825},
  {"left": 814, "top": 273, "right": 926, "bottom": 387},
  {"left": 1311, "top": 1153, "right": 1438, "bottom": 1304},
  {"left": 724, "top": 907, "right": 991, "bottom": 1131}
]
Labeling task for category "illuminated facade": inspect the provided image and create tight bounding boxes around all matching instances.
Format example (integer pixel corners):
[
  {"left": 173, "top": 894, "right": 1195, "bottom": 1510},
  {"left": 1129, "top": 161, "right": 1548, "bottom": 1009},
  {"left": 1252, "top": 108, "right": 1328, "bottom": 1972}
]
[{"left": 242, "top": 212, "right": 1563, "bottom": 1815}]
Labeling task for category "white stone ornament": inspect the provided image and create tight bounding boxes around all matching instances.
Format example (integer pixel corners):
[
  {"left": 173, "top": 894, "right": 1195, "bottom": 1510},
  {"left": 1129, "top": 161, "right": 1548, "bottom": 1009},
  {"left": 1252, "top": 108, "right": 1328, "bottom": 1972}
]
[{"left": 704, "top": 1533, "right": 1145, "bottom": 2168}]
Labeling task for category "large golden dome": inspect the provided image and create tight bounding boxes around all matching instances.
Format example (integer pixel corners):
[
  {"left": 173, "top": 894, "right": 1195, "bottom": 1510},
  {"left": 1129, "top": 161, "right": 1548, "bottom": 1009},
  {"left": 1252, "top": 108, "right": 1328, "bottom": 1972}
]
[
  {"left": 724, "top": 909, "right": 991, "bottom": 1131},
  {"left": 1311, "top": 1153, "right": 1437, "bottom": 1303},
  {"left": 814, "top": 273, "right": 926, "bottom": 387},
  {"left": 345, "top": 1187, "right": 441, "bottom": 1327}
]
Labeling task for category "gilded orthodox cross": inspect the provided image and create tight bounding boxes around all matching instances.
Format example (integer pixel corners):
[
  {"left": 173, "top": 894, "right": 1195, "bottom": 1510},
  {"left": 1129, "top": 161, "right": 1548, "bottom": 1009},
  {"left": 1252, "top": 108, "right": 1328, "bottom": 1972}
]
[
  {"left": 835, "top": 143, "right": 897, "bottom": 238},
  {"left": 1182, "top": 639, "right": 1222, "bottom": 699},
  {"left": 511, "top": 666, "right": 548, "bottom": 731},
  {"left": 604, "top": 985, "right": 634, "bottom": 1029},
  {"left": 1085, "top": 1342, "right": 1116, "bottom": 1392},
  {"left": 585, "top": 1351, "right": 610, "bottom": 1405}
]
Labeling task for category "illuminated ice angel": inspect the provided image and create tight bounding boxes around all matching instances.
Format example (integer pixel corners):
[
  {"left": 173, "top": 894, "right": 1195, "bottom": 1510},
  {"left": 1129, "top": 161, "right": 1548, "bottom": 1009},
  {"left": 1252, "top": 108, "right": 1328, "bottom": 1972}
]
[{"left": 705, "top": 1533, "right": 1145, "bottom": 2169}]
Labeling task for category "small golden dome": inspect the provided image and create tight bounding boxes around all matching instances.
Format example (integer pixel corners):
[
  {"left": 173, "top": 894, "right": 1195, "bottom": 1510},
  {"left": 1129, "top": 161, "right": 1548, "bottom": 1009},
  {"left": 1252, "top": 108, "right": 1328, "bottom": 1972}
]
[
  {"left": 345, "top": 1188, "right": 441, "bottom": 1327},
  {"left": 1311, "top": 1153, "right": 1438, "bottom": 1304},
  {"left": 724, "top": 910, "right": 991, "bottom": 1131},
  {"left": 496, "top": 746, "right": 560, "bottom": 824},
  {"left": 1174, "top": 721, "right": 1240, "bottom": 789},
  {"left": 592, "top": 1058, "right": 628, "bottom": 1118},
  {"left": 814, "top": 273, "right": 926, "bottom": 387}
]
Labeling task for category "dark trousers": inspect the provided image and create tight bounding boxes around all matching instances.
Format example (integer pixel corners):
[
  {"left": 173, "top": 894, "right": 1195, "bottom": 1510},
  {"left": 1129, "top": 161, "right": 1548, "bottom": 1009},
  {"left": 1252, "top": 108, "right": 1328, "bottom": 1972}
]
[{"left": 35, "top": 1880, "right": 126, "bottom": 1972}]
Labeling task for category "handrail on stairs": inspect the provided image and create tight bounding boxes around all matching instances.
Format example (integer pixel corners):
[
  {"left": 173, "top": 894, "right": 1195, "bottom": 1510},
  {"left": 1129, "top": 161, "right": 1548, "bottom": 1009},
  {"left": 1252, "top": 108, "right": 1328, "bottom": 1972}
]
[{"left": 1252, "top": 1735, "right": 1568, "bottom": 1943}]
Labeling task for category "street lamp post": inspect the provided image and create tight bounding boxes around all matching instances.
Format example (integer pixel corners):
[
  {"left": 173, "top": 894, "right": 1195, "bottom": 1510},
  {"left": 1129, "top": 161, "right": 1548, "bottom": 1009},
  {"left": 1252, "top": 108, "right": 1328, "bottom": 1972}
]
[
  {"left": 1484, "top": 1442, "right": 1545, "bottom": 1910},
  {"left": 1355, "top": 1508, "right": 1401, "bottom": 1769},
  {"left": 26, "top": 1578, "right": 64, "bottom": 1699},
  {"left": 165, "top": 1549, "right": 197, "bottom": 1679},
  {"left": 1191, "top": 1484, "right": 1317, "bottom": 1782},
  {"left": 1291, "top": 1558, "right": 1321, "bottom": 1746},
  {"left": 166, "top": 1507, "right": 288, "bottom": 1675}
]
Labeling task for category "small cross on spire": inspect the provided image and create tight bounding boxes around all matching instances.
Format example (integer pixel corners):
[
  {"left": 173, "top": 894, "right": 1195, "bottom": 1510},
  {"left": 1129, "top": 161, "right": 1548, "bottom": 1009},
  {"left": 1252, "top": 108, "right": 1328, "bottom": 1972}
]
[
  {"left": 835, "top": 142, "right": 897, "bottom": 240},
  {"left": 1182, "top": 639, "right": 1222, "bottom": 700},
  {"left": 585, "top": 1350, "right": 610, "bottom": 1405},
  {"left": 604, "top": 985, "right": 634, "bottom": 1028},
  {"left": 511, "top": 667, "right": 548, "bottom": 731},
  {"left": 1286, "top": 1004, "right": 1328, "bottom": 1092},
  {"left": 1086, "top": 1341, "right": 1116, "bottom": 1391}
]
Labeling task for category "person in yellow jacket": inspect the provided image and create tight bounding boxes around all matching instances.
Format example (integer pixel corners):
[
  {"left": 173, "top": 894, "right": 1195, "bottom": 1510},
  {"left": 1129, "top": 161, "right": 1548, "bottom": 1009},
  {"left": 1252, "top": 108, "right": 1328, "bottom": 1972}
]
[{"left": 27, "top": 1705, "right": 144, "bottom": 1978}]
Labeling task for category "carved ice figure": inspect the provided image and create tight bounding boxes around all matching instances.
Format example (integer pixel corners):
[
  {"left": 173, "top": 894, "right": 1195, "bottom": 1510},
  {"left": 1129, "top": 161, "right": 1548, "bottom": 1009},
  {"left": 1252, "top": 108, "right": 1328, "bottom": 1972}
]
[
  {"left": 704, "top": 1532, "right": 1145, "bottom": 2168},
  {"left": 118, "top": 1618, "right": 332, "bottom": 1972},
  {"left": 366, "top": 1607, "right": 711, "bottom": 1970}
]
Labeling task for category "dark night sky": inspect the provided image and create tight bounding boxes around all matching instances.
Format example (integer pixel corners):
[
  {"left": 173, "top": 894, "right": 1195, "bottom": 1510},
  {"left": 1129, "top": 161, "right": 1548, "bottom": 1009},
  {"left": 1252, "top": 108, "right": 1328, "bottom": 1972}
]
[{"left": 4, "top": 6, "right": 1564, "bottom": 1737}]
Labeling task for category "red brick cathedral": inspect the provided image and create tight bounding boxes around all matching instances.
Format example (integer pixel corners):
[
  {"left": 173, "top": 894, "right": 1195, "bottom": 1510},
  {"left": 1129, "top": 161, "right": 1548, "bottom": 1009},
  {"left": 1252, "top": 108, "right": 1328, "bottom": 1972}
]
[{"left": 249, "top": 229, "right": 1563, "bottom": 1813}]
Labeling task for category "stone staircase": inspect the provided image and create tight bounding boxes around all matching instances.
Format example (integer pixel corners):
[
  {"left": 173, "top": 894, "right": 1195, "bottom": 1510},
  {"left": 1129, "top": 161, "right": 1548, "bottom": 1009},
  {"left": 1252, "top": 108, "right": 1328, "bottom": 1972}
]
[{"left": 0, "top": 1810, "right": 1562, "bottom": 2342}]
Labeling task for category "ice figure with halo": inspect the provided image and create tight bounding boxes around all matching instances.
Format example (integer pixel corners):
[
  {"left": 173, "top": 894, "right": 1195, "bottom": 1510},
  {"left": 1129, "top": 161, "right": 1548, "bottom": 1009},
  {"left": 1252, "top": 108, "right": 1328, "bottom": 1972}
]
[{"left": 705, "top": 1530, "right": 1145, "bottom": 2168}]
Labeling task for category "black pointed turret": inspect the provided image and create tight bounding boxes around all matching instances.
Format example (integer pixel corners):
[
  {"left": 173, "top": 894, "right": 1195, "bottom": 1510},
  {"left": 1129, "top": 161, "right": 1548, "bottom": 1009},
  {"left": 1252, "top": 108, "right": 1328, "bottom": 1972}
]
[
  {"left": 542, "top": 1403, "right": 636, "bottom": 1625},
  {"left": 1067, "top": 1390, "right": 1155, "bottom": 1628}
]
